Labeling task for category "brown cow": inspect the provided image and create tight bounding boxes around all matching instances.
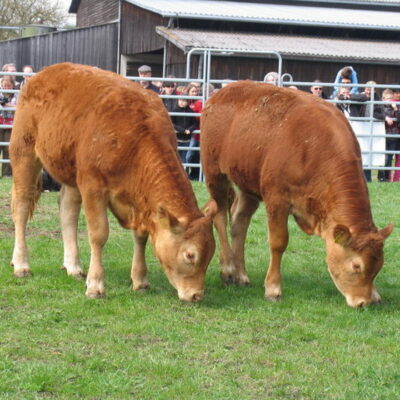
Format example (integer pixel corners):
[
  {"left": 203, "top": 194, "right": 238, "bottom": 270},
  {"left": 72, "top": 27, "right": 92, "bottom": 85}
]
[
  {"left": 10, "top": 62, "right": 216, "bottom": 302},
  {"left": 201, "top": 81, "right": 393, "bottom": 308}
]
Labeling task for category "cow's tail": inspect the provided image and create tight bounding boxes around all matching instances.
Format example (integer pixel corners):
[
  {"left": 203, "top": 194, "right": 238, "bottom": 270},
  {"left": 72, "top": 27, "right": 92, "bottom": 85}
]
[{"left": 31, "top": 176, "right": 42, "bottom": 220}]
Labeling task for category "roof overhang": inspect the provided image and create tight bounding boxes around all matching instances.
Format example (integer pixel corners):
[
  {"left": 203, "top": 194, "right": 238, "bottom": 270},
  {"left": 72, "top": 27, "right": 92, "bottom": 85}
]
[
  {"left": 156, "top": 27, "right": 400, "bottom": 64},
  {"left": 127, "top": 0, "right": 400, "bottom": 31}
]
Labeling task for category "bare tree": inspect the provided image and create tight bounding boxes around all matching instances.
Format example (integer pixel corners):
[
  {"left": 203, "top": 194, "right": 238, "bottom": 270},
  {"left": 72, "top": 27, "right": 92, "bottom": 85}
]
[{"left": 0, "top": 0, "right": 69, "bottom": 40}]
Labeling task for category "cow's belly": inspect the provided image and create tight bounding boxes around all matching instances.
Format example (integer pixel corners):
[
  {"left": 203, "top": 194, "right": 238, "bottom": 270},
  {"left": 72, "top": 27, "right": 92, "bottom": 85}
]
[
  {"left": 221, "top": 154, "right": 263, "bottom": 197},
  {"left": 35, "top": 148, "right": 77, "bottom": 187}
]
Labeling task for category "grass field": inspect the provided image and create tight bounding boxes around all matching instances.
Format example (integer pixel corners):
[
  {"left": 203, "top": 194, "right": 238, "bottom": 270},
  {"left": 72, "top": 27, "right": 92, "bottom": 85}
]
[{"left": 0, "top": 176, "right": 399, "bottom": 399}]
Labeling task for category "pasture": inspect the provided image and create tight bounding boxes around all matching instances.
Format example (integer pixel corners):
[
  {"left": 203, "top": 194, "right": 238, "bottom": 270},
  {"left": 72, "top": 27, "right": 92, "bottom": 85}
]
[{"left": 0, "top": 176, "right": 399, "bottom": 399}]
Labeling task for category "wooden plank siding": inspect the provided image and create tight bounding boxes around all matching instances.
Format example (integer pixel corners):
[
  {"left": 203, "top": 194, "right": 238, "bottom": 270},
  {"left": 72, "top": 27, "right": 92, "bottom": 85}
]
[
  {"left": 76, "top": 0, "right": 119, "bottom": 28},
  {"left": 120, "top": 2, "right": 167, "bottom": 55},
  {"left": 0, "top": 23, "right": 118, "bottom": 72}
]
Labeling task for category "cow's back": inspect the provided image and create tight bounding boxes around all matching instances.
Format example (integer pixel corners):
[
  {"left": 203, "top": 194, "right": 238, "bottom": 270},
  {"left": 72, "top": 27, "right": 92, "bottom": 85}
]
[
  {"left": 201, "top": 81, "right": 364, "bottom": 198},
  {"left": 12, "top": 63, "right": 174, "bottom": 186}
]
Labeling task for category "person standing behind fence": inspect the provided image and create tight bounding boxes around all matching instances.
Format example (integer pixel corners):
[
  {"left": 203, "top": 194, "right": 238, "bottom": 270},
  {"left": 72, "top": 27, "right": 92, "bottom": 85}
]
[
  {"left": 171, "top": 92, "right": 197, "bottom": 164},
  {"left": 137, "top": 65, "right": 160, "bottom": 94},
  {"left": 162, "top": 81, "right": 177, "bottom": 113},
  {"left": 332, "top": 66, "right": 359, "bottom": 98},
  {"left": 310, "top": 80, "right": 327, "bottom": 99},
  {"left": 2, "top": 63, "right": 20, "bottom": 89},
  {"left": 186, "top": 83, "right": 201, "bottom": 180},
  {"left": 263, "top": 71, "right": 279, "bottom": 85},
  {"left": 377, "top": 89, "right": 400, "bottom": 182},
  {"left": 0, "top": 76, "right": 16, "bottom": 177},
  {"left": 186, "top": 83, "right": 216, "bottom": 180},
  {"left": 20, "top": 65, "right": 34, "bottom": 89},
  {"left": 393, "top": 91, "right": 400, "bottom": 182}
]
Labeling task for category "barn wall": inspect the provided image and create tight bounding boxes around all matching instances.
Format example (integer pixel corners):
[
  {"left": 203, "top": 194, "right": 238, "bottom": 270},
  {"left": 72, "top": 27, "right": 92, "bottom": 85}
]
[
  {"left": 120, "top": 2, "right": 166, "bottom": 54},
  {"left": 0, "top": 23, "right": 118, "bottom": 72},
  {"left": 76, "top": 0, "right": 119, "bottom": 28}
]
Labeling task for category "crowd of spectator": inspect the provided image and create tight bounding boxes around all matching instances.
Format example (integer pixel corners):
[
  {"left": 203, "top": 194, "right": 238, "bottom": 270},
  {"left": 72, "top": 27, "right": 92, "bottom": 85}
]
[{"left": 1, "top": 63, "right": 399, "bottom": 183}]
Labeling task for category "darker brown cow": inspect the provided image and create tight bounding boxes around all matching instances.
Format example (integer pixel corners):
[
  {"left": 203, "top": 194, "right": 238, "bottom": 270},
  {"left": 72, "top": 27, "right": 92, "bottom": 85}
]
[
  {"left": 201, "top": 81, "right": 393, "bottom": 308},
  {"left": 10, "top": 63, "right": 216, "bottom": 302}
]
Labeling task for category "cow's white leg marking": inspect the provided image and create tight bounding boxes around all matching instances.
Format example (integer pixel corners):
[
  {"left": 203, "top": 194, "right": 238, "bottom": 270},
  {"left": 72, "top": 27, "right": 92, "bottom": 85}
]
[{"left": 59, "top": 185, "right": 85, "bottom": 279}]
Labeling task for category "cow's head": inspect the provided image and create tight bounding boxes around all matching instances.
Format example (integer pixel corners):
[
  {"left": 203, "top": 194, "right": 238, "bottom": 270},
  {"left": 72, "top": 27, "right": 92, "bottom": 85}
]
[
  {"left": 152, "top": 201, "right": 217, "bottom": 302},
  {"left": 326, "top": 224, "right": 393, "bottom": 308}
]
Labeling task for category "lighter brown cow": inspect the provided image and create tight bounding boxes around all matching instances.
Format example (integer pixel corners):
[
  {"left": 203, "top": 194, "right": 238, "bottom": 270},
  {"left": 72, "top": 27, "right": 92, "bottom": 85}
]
[
  {"left": 201, "top": 81, "right": 393, "bottom": 308},
  {"left": 10, "top": 63, "right": 216, "bottom": 302}
]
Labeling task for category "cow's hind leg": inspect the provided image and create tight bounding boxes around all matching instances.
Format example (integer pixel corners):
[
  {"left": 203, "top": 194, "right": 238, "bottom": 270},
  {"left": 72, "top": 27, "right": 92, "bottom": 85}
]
[
  {"left": 81, "top": 187, "right": 109, "bottom": 298},
  {"left": 230, "top": 189, "right": 259, "bottom": 285},
  {"left": 59, "top": 185, "right": 85, "bottom": 279},
  {"left": 264, "top": 202, "right": 290, "bottom": 301},
  {"left": 131, "top": 230, "right": 150, "bottom": 291},
  {"left": 11, "top": 156, "right": 42, "bottom": 277},
  {"left": 207, "top": 175, "right": 238, "bottom": 285}
]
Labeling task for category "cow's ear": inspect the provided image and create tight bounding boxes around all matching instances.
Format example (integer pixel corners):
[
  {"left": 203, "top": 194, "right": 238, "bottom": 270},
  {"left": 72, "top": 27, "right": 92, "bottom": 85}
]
[
  {"left": 157, "top": 206, "right": 187, "bottom": 234},
  {"left": 379, "top": 223, "right": 394, "bottom": 240},
  {"left": 333, "top": 225, "right": 352, "bottom": 247},
  {"left": 202, "top": 199, "right": 218, "bottom": 219}
]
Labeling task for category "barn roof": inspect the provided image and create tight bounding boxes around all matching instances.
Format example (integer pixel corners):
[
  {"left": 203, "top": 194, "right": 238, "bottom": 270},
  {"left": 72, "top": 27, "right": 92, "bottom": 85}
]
[
  {"left": 156, "top": 27, "right": 400, "bottom": 64},
  {"left": 126, "top": 0, "right": 400, "bottom": 31}
]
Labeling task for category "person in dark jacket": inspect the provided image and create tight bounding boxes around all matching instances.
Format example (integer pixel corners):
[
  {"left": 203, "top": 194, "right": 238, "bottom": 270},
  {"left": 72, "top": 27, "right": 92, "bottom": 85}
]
[
  {"left": 171, "top": 98, "right": 197, "bottom": 164},
  {"left": 137, "top": 65, "right": 159, "bottom": 94},
  {"left": 378, "top": 89, "right": 400, "bottom": 182},
  {"left": 162, "top": 81, "right": 177, "bottom": 113}
]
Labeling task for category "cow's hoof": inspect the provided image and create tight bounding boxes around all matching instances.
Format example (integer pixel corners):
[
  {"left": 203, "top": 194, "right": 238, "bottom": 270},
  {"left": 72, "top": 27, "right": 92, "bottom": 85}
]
[
  {"left": 85, "top": 290, "right": 105, "bottom": 299},
  {"left": 74, "top": 271, "right": 87, "bottom": 280},
  {"left": 265, "top": 294, "right": 282, "bottom": 302},
  {"left": 235, "top": 275, "right": 250, "bottom": 286},
  {"left": 221, "top": 272, "right": 236, "bottom": 286},
  {"left": 13, "top": 269, "right": 32, "bottom": 278},
  {"left": 133, "top": 282, "right": 150, "bottom": 292}
]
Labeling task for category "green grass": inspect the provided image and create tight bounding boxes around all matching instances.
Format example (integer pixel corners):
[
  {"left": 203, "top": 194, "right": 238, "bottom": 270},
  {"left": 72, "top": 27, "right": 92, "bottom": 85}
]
[{"left": 0, "top": 177, "right": 399, "bottom": 399}]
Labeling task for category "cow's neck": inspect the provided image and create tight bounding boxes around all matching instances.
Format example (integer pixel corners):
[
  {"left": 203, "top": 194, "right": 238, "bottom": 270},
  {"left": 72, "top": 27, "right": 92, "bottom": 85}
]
[
  {"left": 319, "top": 173, "right": 375, "bottom": 238},
  {"left": 133, "top": 149, "right": 202, "bottom": 231}
]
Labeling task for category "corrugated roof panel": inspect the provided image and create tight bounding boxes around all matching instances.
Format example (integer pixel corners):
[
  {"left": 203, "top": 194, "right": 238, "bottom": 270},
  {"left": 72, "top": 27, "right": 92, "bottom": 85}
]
[
  {"left": 126, "top": 0, "right": 400, "bottom": 30},
  {"left": 156, "top": 27, "right": 400, "bottom": 63}
]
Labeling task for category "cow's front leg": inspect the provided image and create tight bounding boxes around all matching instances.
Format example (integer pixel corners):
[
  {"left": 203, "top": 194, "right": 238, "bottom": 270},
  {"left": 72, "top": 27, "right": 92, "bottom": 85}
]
[
  {"left": 82, "top": 189, "right": 109, "bottom": 298},
  {"left": 213, "top": 209, "right": 237, "bottom": 284},
  {"left": 59, "top": 185, "right": 85, "bottom": 279},
  {"left": 264, "top": 203, "right": 289, "bottom": 301},
  {"left": 131, "top": 230, "right": 150, "bottom": 291},
  {"left": 230, "top": 190, "right": 259, "bottom": 285}
]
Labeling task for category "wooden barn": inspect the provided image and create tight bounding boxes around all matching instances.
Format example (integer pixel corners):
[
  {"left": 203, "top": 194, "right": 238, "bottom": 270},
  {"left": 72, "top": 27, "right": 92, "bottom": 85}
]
[{"left": 0, "top": 0, "right": 399, "bottom": 87}]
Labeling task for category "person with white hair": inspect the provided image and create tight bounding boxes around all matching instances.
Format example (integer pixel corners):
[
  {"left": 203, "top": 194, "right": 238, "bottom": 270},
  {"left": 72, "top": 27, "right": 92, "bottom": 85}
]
[{"left": 263, "top": 71, "right": 279, "bottom": 85}]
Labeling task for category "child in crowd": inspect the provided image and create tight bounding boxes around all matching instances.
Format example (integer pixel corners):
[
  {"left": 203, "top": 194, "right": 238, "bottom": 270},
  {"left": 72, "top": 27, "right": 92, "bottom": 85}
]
[
  {"left": 378, "top": 89, "right": 400, "bottom": 182},
  {"left": 171, "top": 96, "right": 197, "bottom": 164}
]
